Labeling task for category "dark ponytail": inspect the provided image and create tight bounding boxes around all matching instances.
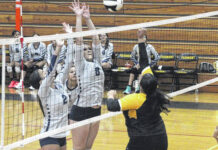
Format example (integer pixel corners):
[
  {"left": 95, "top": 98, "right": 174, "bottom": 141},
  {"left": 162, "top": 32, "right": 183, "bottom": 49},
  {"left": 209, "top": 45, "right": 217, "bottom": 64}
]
[
  {"left": 29, "top": 69, "right": 41, "bottom": 89},
  {"left": 140, "top": 74, "right": 170, "bottom": 114}
]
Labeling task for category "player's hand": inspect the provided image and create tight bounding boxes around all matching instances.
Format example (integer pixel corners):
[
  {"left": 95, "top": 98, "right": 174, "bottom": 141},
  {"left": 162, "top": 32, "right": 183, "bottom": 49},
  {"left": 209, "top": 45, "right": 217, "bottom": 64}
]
[
  {"left": 56, "top": 38, "right": 64, "bottom": 47},
  {"left": 69, "top": 0, "right": 84, "bottom": 16},
  {"left": 82, "top": 4, "right": 90, "bottom": 19},
  {"left": 107, "top": 90, "right": 117, "bottom": 99},
  {"left": 213, "top": 126, "right": 218, "bottom": 143},
  {"left": 62, "top": 22, "right": 73, "bottom": 33}
]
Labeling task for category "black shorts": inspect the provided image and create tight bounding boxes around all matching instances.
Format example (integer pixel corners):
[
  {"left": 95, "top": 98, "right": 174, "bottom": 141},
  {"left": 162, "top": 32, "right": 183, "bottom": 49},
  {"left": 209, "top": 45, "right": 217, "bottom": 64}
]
[
  {"left": 126, "top": 134, "right": 168, "bottom": 150},
  {"left": 39, "top": 137, "right": 66, "bottom": 147},
  {"left": 69, "top": 105, "right": 101, "bottom": 121}
]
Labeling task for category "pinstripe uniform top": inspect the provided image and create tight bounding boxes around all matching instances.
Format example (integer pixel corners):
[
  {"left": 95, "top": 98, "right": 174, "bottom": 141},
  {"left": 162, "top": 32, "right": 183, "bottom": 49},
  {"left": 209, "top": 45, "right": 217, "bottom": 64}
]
[
  {"left": 47, "top": 43, "right": 67, "bottom": 65},
  {"left": 100, "top": 42, "right": 113, "bottom": 65},
  {"left": 73, "top": 44, "right": 105, "bottom": 107},
  {"left": 38, "top": 53, "right": 70, "bottom": 138},
  {"left": 9, "top": 43, "right": 28, "bottom": 62},
  {"left": 27, "top": 42, "right": 47, "bottom": 62}
]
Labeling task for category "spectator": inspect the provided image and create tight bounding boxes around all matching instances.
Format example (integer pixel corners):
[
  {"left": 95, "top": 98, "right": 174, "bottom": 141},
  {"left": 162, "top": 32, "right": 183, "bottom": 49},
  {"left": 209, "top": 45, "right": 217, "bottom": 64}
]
[
  {"left": 99, "top": 33, "right": 114, "bottom": 69},
  {"left": 15, "top": 33, "right": 47, "bottom": 90},
  {"left": 123, "top": 28, "right": 159, "bottom": 94},
  {"left": 7, "top": 30, "right": 28, "bottom": 88},
  {"left": 47, "top": 40, "right": 67, "bottom": 74}
]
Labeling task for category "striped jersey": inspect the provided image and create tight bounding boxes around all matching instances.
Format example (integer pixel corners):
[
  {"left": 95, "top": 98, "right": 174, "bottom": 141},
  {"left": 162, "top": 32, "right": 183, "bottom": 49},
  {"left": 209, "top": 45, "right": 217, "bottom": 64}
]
[
  {"left": 27, "top": 42, "right": 47, "bottom": 62},
  {"left": 100, "top": 42, "right": 113, "bottom": 65},
  {"left": 38, "top": 54, "right": 70, "bottom": 138},
  {"left": 47, "top": 43, "right": 67, "bottom": 65},
  {"left": 73, "top": 44, "right": 105, "bottom": 107},
  {"left": 9, "top": 43, "right": 28, "bottom": 62}
]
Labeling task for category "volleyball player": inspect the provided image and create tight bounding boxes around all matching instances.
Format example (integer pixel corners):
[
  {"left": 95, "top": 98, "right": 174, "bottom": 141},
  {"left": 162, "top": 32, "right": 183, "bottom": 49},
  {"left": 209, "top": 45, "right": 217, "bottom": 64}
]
[
  {"left": 7, "top": 30, "right": 28, "bottom": 88},
  {"left": 123, "top": 28, "right": 159, "bottom": 94},
  {"left": 68, "top": 1, "right": 104, "bottom": 150},
  {"left": 107, "top": 70, "right": 170, "bottom": 150},
  {"left": 47, "top": 40, "right": 67, "bottom": 74},
  {"left": 29, "top": 33, "right": 77, "bottom": 149},
  {"left": 99, "top": 33, "right": 114, "bottom": 69},
  {"left": 16, "top": 33, "right": 47, "bottom": 89}
]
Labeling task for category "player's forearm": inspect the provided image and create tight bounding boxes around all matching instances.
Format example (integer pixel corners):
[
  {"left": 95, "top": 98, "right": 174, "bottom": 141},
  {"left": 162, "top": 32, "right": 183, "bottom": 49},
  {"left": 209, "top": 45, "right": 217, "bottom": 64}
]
[
  {"left": 85, "top": 18, "right": 100, "bottom": 45},
  {"left": 75, "top": 16, "right": 83, "bottom": 45}
]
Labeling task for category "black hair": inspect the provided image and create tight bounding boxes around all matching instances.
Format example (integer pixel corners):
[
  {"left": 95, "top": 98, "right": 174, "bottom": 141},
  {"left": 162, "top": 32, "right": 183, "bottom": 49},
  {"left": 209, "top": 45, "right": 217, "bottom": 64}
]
[
  {"left": 29, "top": 69, "right": 41, "bottom": 89},
  {"left": 100, "top": 33, "right": 110, "bottom": 50},
  {"left": 11, "top": 30, "right": 20, "bottom": 37},
  {"left": 140, "top": 73, "right": 170, "bottom": 114}
]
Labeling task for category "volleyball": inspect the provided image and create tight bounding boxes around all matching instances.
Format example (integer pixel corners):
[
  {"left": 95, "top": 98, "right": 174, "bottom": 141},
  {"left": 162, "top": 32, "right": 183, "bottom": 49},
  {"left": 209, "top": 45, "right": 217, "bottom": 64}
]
[{"left": 103, "top": 0, "right": 123, "bottom": 12}]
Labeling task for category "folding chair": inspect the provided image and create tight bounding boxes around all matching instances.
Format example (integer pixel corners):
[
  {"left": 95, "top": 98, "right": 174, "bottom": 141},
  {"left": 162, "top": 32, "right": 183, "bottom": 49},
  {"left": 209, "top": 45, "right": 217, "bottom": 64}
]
[
  {"left": 174, "top": 53, "right": 198, "bottom": 90},
  {"left": 154, "top": 52, "right": 177, "bottom": 91}
]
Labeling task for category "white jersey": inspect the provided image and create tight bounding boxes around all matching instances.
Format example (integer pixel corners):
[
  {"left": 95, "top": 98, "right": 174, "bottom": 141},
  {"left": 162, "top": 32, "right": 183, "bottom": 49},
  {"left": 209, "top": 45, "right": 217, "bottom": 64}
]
[
  {"left": 28, "top": 42, "right": 47, "bottom": 62},
  {"left": 47, "top": 43, "right": 67, "bottom": 65},
  {"left": 38, "top": 46, "right": 74, "bottom": 138},
  {"left": 100, "top": 42, "right": 113, "bottom": 65},
  {"left": 9, "top": 43, "right": 28, "bottom": 62},
  {"left": 73, "top": 44, "right": 104, "bottom": 107}
]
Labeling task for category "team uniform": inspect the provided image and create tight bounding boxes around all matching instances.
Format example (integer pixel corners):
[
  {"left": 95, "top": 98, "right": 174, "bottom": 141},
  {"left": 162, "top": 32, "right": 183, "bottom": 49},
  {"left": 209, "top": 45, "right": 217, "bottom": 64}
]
[
  {"left": 9, "top": 43, "right": 28, "bottom": 63},
  {"left": 100, "top": 42, "right": 113, "bottom": 65},
  {"left": 108, "top": 67, "right": 167, "bottom": 150},
  {"left": 47, "top": 43, "right": 67, "bottom": 73},
  {"left": 7, "top": 43, "right": 28, "bottom": 75},
  {"left": 131, "top": 43, "right": 159, "bottom": 73},
  {"left": 69, "top": 44, "right": 105, "bottom": 121},
  {"left": 38, "top": 44, "right": 75, "bottom": 147},
  {"left": 107, "top": 93, "right": 167, "bottom": 150},
  {"left": 27, "top": 42, "right": 47, "bottom": 63}
]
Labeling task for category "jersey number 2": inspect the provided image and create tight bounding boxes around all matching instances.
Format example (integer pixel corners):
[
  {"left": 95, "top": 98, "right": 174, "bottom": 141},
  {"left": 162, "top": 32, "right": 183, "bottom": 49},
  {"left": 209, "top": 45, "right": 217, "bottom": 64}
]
[{"left": 62, "top": 95, "right": 67, "bottom": 104}]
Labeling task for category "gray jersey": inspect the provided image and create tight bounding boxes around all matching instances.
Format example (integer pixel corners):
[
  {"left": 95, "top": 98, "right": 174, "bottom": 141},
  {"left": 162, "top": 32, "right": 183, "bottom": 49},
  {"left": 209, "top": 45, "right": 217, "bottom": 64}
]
[
  {"left": 47, "top": 44, "right": 67, "bottom": 65},
  {"left": 131, "top": 43, "right": 159, "bottom": 66},
  {"left": 38, "top": 54, "right": 70, "bottom": 138},
  {"left": 100, "top": 42, "right": 113, "bottom": 65},
  {"left": 9, "top": 43, "right": 28, "bottom": 62},
  {"left": 73, "top": 44, "right": 104, "bottom": 107},
  {"left": 28, "top": 42, "right": 47, "bottom": 62}
]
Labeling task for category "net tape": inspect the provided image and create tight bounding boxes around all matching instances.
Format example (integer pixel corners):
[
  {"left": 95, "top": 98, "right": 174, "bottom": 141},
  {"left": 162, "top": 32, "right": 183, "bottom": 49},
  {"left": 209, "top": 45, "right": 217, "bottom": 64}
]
[
  {"left": 3, "top": 77, "right": 218, "bottom": 150},
  {"left": 0, "top": 10, "right": 218, "bottom": 45}
]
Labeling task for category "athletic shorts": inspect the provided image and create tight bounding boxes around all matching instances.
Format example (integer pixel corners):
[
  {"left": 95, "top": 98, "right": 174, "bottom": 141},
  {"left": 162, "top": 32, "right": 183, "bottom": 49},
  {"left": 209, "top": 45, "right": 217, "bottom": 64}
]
[
  {"left": 69, "top": 105, "right": 101, "bottom": 121},
  {"left": 126, "top": 134, "right": 168, "bottom": 150},
  {"left": 39, "top": 137, "right": 66, "bottom": 147}
]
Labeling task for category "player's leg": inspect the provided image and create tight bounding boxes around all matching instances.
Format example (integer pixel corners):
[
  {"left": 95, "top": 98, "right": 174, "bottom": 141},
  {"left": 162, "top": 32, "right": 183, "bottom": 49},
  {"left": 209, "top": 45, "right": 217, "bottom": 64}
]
[
  {"left": 85, "top": 121, "right": 100, "bottom": 149},
  {"left": 123, "top": 73, "right": 135, "bottom": 94},
  {"left": 70, "top": 120, "right": 90, "bottom": 150}
]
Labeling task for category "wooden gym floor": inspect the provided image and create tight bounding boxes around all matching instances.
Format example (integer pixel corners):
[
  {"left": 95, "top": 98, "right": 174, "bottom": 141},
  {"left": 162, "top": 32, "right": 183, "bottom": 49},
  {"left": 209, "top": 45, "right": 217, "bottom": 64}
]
[{"left": 0, "top": 87, "right": 218, "bottom": 150}]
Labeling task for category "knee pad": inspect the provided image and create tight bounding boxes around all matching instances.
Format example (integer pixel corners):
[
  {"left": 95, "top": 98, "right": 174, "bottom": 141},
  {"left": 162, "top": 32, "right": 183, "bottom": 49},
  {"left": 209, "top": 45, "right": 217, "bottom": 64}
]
[
  {"left": 7, "top": 66, "right": 12, "bottom": 73},
  {"left": 15, "top": 66, "right": 21, "bottom": 73}
]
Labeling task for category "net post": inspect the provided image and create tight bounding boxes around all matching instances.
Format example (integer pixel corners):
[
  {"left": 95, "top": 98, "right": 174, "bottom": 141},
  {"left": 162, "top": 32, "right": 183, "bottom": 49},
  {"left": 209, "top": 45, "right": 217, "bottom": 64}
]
[
  {"left": 15, "top": 0, "right": 21, "bottom": 31},
  {"left": 1, "top": 45, "right": 6, "bottom": 148}
]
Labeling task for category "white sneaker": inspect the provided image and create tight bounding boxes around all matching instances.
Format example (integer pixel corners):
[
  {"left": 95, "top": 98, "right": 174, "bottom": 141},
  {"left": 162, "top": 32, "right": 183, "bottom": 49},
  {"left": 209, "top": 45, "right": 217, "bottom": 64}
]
[
  {"left": 14, "top": 81, "right": 22, "bottom": 89},
  {"left": 29, "top": 86, "right": 35, "bottom": 90}
]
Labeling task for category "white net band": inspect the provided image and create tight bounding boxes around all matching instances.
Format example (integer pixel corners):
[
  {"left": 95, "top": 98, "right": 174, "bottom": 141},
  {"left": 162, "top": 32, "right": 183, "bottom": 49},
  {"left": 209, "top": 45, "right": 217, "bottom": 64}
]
[
  {"left": 0, "top": 10, "right": 218, "bottom": 45},
  {"left": 3, "top": 77, "right": 218, "bottom": 150}
]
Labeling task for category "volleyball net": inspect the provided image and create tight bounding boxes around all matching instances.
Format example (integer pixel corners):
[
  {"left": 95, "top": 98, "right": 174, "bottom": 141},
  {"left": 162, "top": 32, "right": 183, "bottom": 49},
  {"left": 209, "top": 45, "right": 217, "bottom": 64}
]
[{"left": 0, "top": 10, "right": 218, "bottom": 149}]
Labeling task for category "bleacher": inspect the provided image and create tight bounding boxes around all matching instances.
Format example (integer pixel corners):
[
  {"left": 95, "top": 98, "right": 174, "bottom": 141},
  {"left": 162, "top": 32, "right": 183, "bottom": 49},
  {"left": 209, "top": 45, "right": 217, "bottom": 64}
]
[{"left": 0, "top": 0, "right": 218, "bottom": 91}]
